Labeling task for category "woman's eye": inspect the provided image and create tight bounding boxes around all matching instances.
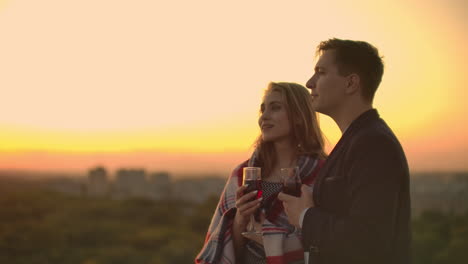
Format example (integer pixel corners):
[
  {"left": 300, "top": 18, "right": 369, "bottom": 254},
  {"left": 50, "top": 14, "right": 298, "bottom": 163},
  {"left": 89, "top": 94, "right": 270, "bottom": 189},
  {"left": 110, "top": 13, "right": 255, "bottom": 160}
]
[{"left": 272, "top": 105, "right": 281, "bottom": 111}]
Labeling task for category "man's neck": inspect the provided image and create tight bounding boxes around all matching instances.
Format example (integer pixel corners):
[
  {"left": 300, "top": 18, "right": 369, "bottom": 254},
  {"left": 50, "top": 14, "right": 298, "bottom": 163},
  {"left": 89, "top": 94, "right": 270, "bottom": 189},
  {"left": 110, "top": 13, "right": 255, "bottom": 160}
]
[{"left": 331, "top": 103, "right": 372, "bottom": 134}]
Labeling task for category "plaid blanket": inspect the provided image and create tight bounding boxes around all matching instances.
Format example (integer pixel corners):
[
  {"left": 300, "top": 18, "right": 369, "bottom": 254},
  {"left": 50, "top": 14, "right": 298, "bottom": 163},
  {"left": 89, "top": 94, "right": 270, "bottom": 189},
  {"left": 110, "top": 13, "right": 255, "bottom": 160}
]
[{"left": 195, "top": 153, "right": 324, "bottom": 264}]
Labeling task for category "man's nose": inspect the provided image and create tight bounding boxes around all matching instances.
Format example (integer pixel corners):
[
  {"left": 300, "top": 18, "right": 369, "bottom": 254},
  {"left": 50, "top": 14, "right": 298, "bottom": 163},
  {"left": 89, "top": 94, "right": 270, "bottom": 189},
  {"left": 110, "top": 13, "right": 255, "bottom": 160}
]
[{"left": 306, "top": 75, "right": 315, "bottom": 89}]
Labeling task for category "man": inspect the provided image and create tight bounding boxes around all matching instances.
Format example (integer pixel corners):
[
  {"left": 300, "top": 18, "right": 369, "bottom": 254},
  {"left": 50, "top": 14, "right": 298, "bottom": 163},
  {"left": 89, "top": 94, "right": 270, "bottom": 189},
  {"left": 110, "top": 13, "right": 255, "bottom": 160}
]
[{"left": 278, "top": 38, "right": 411, "bottom": 264}]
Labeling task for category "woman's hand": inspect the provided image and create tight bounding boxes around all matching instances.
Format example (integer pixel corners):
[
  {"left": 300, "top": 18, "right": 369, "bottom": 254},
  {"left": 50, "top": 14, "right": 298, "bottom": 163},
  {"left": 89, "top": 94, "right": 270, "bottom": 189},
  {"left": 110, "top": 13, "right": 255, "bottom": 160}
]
[
  {"left": 232, "top": 185, "right": 263, "bottom": 259},
  {"left": 234, "top": 185, "right": 262, "bottom": 229}
]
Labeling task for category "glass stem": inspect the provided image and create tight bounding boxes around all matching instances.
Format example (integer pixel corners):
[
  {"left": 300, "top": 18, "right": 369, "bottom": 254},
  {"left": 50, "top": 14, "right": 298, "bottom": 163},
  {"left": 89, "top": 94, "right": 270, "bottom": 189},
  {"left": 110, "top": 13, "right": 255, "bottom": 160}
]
[{"left": 250, "top": 214, "right": 255, "bottom": 232}]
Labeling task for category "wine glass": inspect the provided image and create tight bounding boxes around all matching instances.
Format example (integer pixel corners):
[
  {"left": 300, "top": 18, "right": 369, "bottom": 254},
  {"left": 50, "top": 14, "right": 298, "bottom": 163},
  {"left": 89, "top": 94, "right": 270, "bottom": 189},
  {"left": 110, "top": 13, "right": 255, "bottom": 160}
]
[
  {"left": 281, "top": 167, "right": 301, "bottom": 235},
  {"left": 280, "top": 167, "right": 301, "bottom": 197},
  {"left": 241, "top": 167, "right": 262, "bottom": 235}
]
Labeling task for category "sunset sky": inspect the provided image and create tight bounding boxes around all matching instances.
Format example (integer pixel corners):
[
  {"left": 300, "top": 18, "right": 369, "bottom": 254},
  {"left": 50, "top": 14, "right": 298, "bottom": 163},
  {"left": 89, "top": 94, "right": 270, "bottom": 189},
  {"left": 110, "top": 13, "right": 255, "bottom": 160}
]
[{"left": 1, "top": 0, "right": 467, "bottom": 176}]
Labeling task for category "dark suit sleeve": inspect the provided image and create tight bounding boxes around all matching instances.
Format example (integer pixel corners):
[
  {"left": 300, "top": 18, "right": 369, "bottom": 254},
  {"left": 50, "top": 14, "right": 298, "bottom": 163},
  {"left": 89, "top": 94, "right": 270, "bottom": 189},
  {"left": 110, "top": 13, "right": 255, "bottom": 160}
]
[{"left": 302, "top": 133, "right": 406, "bottom": 263}]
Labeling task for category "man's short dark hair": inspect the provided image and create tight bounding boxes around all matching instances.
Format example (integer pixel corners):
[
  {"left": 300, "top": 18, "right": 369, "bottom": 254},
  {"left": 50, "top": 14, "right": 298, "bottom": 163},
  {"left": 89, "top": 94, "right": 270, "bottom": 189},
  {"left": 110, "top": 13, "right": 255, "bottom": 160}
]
[{"left": 317, "top": 38, "right": 384, "bottom": 103}]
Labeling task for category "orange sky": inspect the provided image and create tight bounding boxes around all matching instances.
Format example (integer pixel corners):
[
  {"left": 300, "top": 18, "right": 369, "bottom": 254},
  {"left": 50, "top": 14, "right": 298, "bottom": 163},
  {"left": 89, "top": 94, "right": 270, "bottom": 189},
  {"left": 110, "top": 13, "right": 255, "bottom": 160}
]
[{"left": 1, "top": 0, "right": 467, "bottom": 176}]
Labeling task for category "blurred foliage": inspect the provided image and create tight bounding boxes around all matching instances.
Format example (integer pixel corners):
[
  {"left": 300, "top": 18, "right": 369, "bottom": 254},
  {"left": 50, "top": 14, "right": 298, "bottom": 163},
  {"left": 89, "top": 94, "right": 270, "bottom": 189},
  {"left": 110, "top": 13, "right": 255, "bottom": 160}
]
[
  {"left": 0, "top": 180, "right": 218, "bottom": 264},
  {"left": 1, "top": 179, "right": 467, "bottom": 263},
  {"left": 412, "top": 210, "right": 468, "bottom": 264}
]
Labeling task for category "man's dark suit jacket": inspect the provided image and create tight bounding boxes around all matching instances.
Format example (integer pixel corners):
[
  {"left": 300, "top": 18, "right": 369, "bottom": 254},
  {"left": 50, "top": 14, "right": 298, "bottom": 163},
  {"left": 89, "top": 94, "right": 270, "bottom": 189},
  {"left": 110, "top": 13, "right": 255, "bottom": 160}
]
[{"left": 302, "top": 109, "right": 411, "bottom": 264}]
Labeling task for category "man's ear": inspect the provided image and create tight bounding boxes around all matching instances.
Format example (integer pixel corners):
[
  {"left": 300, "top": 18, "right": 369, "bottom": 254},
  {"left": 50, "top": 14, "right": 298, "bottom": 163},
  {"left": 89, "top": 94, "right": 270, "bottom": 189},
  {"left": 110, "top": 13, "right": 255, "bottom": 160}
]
[{"left": 345, "top": 74, "right": 360, "bottom": 95}]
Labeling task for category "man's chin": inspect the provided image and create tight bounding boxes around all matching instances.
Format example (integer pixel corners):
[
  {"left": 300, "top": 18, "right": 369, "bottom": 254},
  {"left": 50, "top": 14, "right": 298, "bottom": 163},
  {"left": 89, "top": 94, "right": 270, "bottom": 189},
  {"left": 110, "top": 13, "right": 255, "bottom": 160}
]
[
  {"left": 311, "top": 104, "right": 322, "bottom": 113},
  {"left": 313, "top": 107, "right": 328, "bottom": 116}
]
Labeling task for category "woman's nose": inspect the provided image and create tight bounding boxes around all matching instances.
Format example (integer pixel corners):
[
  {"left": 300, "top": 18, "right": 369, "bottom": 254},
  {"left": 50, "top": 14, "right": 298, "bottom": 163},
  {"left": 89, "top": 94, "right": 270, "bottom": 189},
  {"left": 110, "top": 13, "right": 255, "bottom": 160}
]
[{"left": 260, "top": 110, "right": 270, "bottom": 121}]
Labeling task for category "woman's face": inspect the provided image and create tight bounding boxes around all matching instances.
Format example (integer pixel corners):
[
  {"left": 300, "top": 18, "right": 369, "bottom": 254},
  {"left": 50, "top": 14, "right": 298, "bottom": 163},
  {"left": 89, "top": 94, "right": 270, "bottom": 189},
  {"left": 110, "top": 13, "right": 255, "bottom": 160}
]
[{"left": 258, "top": 91, "right": 291, "bottom": 143}]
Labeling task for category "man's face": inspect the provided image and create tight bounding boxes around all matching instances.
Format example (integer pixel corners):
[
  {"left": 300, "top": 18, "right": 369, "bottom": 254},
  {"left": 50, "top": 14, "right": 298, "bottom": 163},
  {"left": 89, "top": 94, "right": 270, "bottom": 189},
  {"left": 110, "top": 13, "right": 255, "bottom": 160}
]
[{"left": 306, "top": 50, "right": 348, "bottom": 117}]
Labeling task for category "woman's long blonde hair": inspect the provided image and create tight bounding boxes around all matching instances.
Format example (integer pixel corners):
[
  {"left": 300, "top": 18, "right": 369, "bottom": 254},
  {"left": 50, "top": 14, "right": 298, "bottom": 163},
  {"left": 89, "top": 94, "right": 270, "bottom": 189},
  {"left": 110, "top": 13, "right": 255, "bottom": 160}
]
[{"left": 253, "top": 82, "right": 327, "bottom": 178}]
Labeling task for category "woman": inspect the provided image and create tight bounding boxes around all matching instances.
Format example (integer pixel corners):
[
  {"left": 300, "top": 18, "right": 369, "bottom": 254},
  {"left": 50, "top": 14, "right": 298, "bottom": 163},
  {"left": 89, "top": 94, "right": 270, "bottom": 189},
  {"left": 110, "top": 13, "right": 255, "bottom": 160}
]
[{"left": 196, "top": 82, "right": 327, "bottom": 264}]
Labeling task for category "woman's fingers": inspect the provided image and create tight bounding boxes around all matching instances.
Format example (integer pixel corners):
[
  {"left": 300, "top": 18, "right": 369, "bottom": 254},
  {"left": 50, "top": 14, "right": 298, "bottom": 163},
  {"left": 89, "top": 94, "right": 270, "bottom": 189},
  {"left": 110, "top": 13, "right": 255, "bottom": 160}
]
[
  {"left": 235, "top": 190, "right": 258, "bottom": 208},
  {"left": 235, "top": 185, "right": 262, "bottom": 221},
  {"left": 235, "top": 185, "right": 247, "bottom": 200},
  {"left": 239, "top": 199, "right": 261, "bottom": 216},
  {"left": 236, "top": 194, "right": 262, "bottom": 216}
]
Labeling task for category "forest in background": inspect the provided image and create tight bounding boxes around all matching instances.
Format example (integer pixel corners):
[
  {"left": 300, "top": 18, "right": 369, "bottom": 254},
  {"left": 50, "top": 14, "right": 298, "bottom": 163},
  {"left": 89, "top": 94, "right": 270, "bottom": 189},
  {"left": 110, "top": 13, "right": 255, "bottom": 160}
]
[{"left": 0, "top": 176, "right": 467, "bottom": 264}]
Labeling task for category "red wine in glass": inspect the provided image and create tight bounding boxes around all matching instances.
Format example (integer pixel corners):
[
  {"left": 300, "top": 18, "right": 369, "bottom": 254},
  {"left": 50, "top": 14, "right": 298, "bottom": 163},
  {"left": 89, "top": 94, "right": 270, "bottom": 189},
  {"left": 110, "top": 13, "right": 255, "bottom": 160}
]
[
  {"left": 283, "top": 181, "right": 301, "bottom": 196},
  {"left": 241, "top": 167, "right": 262, "bottom": 235},
  {"left": 281, "top": 167, "right": 301, "bottom": 197},
  {"left": 244, "top": 178, "right": 263, "bottom": 221},
  {"left": 244, "top": 179, "right": 263, "bottom": 200}
]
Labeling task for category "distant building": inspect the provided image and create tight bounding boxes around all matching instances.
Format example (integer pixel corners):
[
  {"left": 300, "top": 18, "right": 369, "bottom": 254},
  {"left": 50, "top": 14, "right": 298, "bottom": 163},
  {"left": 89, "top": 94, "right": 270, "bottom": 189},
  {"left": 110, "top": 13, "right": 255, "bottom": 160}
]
[
  {"left": 148, "top": 171, "right": 172, "bottom": 199},
  {"left": 114, "top": 169, "right": 147, "bottom": 198},
  {"left": 88, "top": 166, "right": 109, "bottom": 197},
  {"left": 37, "top": 168, "right": 468, "bottom": 213}
]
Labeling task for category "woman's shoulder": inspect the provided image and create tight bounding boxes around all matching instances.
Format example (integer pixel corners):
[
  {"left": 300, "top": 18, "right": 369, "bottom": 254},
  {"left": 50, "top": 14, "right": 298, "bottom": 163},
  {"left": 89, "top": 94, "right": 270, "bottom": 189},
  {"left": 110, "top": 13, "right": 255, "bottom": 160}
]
[
  {"left": 230, "top": 159, "right": 256, "bottom": 186},
  {"left": 316, "top": 157, "right": 326, "bottom": 167},
  {"left": 230, "top": 159, "right": 250, "bottom": 175},
  {"left": 302, "top": 154, "right": 326, "bottom": 167},
  {"left": 301, "top": 156, "right": 326, "bottom": 185},
  {"left": 229, "top": 159, "right": 250, "bottom": 186},
  {"left": 232, "top": 159, "right": 249, "bottom": 171}
]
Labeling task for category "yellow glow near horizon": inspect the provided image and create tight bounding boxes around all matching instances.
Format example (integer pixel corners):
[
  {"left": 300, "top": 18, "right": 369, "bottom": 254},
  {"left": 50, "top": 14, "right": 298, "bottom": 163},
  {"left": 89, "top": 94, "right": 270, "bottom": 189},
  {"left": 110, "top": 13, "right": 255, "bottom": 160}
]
[
  {"left": 0, "top": 121, "right": 259, "bottom": 153},
  {"left": 1, "top": 0, "right": 467, "bottom": 172}
]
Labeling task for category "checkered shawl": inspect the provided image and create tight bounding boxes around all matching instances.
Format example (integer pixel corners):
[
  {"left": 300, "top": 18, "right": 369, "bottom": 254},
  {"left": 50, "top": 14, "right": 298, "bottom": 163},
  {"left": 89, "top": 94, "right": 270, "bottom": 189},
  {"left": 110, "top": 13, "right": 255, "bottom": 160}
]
[{"left": 195, "top": 152, "right": 324, "bottom": 264}]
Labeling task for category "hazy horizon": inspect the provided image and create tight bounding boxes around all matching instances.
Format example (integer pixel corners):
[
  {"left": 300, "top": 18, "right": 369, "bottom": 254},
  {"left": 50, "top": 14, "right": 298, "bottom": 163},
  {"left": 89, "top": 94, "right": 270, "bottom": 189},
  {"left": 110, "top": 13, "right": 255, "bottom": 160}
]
[{"left": 1, "top": 165, "right": 467, "bottom": 180}]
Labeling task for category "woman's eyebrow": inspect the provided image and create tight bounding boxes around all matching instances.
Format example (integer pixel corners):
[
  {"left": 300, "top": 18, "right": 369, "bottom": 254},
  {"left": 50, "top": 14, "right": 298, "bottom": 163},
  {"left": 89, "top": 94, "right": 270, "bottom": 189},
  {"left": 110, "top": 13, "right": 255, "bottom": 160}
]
[
  {"left": 268, "top": 100, "right": 282, "bottom": 105},
  {"left": 260, "top": 100, "right": 282, "bottom": 109}
]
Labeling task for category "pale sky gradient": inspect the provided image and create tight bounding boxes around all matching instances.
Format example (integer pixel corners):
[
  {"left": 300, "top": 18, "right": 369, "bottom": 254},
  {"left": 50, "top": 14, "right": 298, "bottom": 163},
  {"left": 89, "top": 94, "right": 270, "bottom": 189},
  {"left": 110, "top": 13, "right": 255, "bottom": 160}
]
[{"left": 0, "top": 0, "right": 467, "bottom": 175}]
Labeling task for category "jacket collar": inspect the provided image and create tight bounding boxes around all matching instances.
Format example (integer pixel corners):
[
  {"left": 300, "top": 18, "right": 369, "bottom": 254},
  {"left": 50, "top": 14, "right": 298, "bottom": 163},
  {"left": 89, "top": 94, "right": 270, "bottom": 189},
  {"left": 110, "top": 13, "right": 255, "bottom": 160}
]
[{"left": 326, "top": 109, "right": 379, "bottom": 161}]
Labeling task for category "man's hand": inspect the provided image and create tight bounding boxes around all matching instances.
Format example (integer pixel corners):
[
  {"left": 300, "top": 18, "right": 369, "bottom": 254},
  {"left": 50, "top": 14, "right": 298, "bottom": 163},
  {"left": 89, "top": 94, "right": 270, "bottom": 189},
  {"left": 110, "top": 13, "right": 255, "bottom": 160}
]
[{"left": 278, "top": 184, "right": 315, "bottom": 227}]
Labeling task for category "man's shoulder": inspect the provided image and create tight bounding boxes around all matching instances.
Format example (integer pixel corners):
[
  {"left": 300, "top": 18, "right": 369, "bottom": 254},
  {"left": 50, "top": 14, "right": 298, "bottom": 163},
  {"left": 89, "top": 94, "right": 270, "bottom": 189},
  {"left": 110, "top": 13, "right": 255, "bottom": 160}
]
[
  {"left": 346, "top": 117, "right": 409, "bottom": 178},
  {"left": 355, "top": 117, "right": 400, "bottom": 145},
  {"left": 347, "top": 118, "right": 406, "bottom": 161}
]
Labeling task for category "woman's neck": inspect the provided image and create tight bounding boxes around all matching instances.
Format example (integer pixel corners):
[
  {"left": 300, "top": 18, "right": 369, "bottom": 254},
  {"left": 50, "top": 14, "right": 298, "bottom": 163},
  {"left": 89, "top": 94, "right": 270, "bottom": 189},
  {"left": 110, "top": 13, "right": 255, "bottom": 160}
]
[
  {"left": 274, "top": 140, "right": 296, "bottom": 168},
  {"left": 263, "top": 141, "right": 296, "bottom": 182}
]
